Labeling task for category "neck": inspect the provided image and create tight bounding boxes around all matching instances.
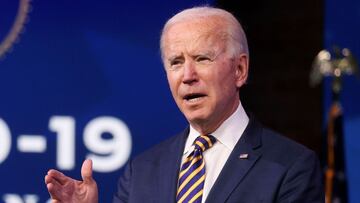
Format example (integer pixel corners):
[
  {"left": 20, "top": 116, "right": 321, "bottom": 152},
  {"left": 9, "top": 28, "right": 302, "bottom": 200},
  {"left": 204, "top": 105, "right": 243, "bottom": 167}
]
[{"left": 190, "top": 99, "right": 240, "bottom": 135}]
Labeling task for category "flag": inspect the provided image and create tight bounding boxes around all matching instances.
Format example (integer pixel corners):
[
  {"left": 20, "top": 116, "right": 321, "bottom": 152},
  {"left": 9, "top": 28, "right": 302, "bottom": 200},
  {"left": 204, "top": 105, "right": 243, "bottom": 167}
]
[{"left": 324, "top": 102, "right": 348, "bottom": 203}]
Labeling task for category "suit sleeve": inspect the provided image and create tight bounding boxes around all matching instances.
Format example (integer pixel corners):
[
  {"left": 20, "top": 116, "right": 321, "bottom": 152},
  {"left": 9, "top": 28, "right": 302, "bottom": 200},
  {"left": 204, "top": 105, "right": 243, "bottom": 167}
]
[
  {"left": 113, "top": 160, "right": 132, "bottom": 203},
  {"left": 277, "top": 149, "right": 324, "bottom": 203}
]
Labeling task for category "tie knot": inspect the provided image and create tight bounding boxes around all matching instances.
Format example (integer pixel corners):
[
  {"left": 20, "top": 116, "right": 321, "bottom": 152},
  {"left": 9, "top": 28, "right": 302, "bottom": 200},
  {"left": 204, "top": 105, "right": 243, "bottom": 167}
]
[{"left": 193, "top": 135, "right": 216, "bottom": 152}]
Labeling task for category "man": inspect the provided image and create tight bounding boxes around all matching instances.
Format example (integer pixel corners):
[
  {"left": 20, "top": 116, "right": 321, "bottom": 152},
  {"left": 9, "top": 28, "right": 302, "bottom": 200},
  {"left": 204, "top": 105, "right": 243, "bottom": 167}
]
[{"left": 45, "top": 6, "right": 323, "bottom": 203}]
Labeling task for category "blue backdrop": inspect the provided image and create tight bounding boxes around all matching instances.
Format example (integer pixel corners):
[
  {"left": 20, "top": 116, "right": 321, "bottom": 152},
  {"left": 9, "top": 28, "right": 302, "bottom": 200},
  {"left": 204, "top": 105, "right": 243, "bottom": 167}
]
[
  {"left": 0, "top": 1, "right": 213, "bottom": 202},
  {"left": 324, "top": 0, "right": 360, "bottom": 202}
]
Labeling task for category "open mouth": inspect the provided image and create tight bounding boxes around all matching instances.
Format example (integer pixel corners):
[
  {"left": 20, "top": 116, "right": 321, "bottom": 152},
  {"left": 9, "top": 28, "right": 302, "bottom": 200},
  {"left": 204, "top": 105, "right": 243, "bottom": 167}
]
[{"left": 183, "top": 93, "right": 206, "bottom": 102}]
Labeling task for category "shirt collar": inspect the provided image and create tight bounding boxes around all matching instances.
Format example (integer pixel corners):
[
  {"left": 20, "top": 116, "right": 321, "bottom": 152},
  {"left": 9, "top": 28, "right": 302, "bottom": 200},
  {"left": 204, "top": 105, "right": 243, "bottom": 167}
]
[{"left": 183, "top": 102, "right": 249, "bottom": 155}]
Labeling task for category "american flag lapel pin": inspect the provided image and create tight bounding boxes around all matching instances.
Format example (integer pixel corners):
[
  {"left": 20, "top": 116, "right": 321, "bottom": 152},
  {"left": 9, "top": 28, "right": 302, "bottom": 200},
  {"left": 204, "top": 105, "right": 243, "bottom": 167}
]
[{"left": 239, "top": 154, "right": 249, "bottom": 159}]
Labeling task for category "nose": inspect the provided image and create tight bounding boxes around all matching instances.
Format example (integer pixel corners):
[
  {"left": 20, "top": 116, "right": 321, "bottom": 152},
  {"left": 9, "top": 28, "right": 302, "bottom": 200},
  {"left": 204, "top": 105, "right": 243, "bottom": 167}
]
[{"left": 182, "top": 61, "right": 198, "bottom": 85}]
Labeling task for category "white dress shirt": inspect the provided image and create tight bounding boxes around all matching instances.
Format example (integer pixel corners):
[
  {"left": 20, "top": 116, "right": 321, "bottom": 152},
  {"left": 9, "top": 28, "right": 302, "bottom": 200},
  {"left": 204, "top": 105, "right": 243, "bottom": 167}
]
[{"left": 180, "top": 102, "right": 249, "bottom": 202}]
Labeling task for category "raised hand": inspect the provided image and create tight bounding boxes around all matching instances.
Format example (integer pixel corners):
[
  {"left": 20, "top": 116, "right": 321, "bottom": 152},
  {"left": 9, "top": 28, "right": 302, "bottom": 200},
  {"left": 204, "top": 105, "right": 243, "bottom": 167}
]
[{"left": 45, "top": 159, "right": 98, "bottom": 203}]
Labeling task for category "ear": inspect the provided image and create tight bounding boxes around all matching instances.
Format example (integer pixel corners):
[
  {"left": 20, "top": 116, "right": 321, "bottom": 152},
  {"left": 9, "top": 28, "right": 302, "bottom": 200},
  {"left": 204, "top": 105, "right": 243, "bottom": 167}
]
[{"left": 235, "top": 53, "right": 249, "bottom": 88}]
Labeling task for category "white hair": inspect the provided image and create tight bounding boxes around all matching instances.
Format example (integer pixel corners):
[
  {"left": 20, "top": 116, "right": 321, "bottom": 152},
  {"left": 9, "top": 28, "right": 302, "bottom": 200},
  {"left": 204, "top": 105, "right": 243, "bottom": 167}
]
[{"left": 160, "top": 6, "right": 249, "bottom": 60}]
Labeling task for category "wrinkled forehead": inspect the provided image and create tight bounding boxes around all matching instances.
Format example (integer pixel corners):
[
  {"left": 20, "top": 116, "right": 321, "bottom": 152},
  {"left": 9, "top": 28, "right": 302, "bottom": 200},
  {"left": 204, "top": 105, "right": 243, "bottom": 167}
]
[{"left": 162, "top": 18, "right": 228, "bottom": 57}]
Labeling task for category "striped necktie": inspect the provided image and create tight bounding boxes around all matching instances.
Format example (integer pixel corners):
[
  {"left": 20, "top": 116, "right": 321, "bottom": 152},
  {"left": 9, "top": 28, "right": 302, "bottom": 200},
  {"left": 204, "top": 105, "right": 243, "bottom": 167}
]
[{"left": 176, "top": 135, "right": 217, "bottom": 203}]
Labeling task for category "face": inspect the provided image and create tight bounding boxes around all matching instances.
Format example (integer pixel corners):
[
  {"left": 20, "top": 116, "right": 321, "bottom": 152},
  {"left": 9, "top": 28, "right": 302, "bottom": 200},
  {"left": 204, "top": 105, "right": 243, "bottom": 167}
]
[{"left": 162, "top": 18, "right": 248, "bottom": 134}]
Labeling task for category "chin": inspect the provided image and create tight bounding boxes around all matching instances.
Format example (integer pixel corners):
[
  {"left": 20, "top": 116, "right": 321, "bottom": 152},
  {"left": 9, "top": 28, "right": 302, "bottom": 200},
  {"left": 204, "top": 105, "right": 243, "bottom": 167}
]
[{"left": 184, "top": 111, "right": 210, "bottom": 125}]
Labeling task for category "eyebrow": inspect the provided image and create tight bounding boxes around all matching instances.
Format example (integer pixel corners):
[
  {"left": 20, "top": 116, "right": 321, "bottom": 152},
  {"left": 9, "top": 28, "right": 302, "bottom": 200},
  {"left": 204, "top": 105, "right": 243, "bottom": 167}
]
[
  {"left": 194, "top": 51, "right": 216, "bottom": 58},
  {"left": 167, "top": 54, "right": 184, "bottom": 62},
  {"left": 166, "top": 48, "right": 223, "bottom": 63}
]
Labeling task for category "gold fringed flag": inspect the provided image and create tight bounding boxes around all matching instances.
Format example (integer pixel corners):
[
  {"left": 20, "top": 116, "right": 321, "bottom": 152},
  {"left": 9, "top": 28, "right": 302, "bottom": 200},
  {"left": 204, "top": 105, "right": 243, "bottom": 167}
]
[{"left": 311, "top": 47, "right": 358, "bottom": 203}]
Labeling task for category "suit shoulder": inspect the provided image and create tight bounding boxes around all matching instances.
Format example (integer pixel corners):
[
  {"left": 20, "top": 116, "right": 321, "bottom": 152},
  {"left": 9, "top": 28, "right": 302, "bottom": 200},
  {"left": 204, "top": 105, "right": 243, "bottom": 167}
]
[{"left": 260, "top": 127, "right": 317, "bottom": 166}]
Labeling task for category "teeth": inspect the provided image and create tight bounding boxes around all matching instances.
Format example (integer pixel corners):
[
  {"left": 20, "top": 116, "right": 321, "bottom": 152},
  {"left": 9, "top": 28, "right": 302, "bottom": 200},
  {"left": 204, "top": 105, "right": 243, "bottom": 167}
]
[{"left": 188, "top": 97, "right": 202, "bottom": 102}]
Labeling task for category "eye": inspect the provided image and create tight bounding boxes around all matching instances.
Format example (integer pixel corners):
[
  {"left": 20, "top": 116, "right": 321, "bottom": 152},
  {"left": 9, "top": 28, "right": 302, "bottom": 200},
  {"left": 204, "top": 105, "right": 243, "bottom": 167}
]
[
  {"left": 170, "top": 59, "right": 183, "bottom": 66},
  {"left": 196, "top": 55, "right": 212, "bottom": 62},
  {"left": 168, "top": 55, "right": 184, "bottom": 66},
  {"left": 167, "top": 57, "right": 184, "bottom": 70}
]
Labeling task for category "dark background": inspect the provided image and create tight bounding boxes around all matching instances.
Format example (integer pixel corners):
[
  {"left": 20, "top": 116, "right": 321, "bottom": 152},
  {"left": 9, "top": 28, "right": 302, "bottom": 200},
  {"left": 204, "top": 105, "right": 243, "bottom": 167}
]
[{"left": 217, "top": 0, "right": 323, "bottom": 154}]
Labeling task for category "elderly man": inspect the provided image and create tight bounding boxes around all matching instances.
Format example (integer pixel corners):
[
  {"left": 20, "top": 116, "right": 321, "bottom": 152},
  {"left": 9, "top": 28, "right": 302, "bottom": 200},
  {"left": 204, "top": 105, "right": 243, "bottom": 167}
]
[{"left": 45, "top": 6, "right": 323, "bottom": 203}]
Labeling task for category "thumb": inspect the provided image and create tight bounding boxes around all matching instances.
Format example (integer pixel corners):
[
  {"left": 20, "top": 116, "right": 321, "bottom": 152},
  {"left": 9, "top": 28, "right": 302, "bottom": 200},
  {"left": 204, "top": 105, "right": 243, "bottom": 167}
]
[{"left": 81, "top": 159, "right": 94, "bottom": 183}]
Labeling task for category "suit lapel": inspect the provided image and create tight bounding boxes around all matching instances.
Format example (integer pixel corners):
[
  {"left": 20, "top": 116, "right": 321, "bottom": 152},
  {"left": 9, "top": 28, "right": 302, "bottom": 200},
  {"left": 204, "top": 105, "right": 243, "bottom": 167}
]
[
  {"left": 157, "top": 128, "right": 188, "bottom": 203},
  {"left": 205, "top": 117, "right": 263, "bottom": 203}
]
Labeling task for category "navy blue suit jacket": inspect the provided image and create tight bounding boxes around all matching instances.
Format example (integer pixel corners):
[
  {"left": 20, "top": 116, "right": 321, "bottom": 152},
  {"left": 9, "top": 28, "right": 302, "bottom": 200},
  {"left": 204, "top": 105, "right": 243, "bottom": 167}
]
[{"left": 113, "top": 117, "right": 324, "bottom": 203}]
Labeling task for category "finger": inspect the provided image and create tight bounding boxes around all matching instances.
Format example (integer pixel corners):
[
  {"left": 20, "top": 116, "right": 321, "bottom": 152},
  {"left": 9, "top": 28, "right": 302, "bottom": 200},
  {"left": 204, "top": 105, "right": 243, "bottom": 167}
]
[
  {"left": 45, "top": 174, "right": 62, "bottom": 186},
  {"left": 46, "top": 181, "right": 64, "bottom": 200},
  {"left": 81, "top": 159, "right": 94, "bottom": 183},
  {"left": 47, "top": 169, "right": 69, "bottom": 185}
]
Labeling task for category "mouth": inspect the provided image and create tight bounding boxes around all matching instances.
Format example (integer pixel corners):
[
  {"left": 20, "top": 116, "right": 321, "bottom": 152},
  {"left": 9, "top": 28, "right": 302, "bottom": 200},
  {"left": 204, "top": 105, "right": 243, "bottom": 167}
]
[{"left": 183, "top": 93, "right": 207, "bottom": 102}]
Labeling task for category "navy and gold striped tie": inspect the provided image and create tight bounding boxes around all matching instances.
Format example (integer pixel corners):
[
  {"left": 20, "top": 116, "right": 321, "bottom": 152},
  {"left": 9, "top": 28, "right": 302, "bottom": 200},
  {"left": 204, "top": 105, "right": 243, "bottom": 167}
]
[{"left": 176, "top": 135, "right": 217, "bottom": 203}]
